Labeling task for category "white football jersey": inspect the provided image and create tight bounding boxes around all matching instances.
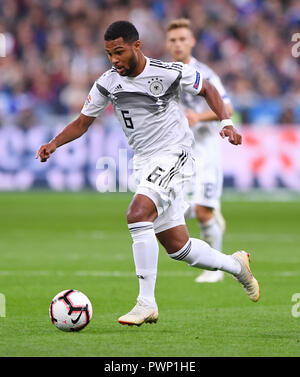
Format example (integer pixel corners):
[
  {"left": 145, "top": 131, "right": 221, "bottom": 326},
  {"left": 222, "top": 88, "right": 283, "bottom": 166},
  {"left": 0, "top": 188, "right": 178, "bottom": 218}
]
[
  {"left": 180, "top": 56, "right": 231, "bottom": 143},
  {"left": 81, "top": 57, "right": 203, "bottom": 158}
]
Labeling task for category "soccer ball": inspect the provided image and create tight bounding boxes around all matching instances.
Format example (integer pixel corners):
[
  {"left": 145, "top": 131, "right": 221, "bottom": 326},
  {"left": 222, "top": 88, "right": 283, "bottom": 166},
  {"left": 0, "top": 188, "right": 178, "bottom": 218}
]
[{"left": 49, "top": 289, "right": 93, "bottom": 332}]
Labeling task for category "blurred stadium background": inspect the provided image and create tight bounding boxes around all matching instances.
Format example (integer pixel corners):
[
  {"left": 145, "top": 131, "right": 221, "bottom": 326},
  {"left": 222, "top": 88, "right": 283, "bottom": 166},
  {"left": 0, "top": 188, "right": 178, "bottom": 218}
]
[{"left": 0, "top": 0, "right": 300, "bottom": 194}]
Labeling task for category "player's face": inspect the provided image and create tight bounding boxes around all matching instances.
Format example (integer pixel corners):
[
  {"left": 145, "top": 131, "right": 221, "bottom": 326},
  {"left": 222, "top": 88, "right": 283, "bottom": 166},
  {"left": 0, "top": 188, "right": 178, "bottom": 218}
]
[
  {"left": 166, "top": 27, "right": 196, "bottom": 63},
  {"left": 105, "top": 37, "right": 140, "bottom": 76}
]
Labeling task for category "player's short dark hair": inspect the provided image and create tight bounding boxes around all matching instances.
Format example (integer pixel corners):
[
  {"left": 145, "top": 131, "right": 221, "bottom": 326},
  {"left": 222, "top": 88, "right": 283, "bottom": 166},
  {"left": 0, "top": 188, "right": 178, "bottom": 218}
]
[{"left": 104, "top": 21, "right": 139, "bottom": 43}]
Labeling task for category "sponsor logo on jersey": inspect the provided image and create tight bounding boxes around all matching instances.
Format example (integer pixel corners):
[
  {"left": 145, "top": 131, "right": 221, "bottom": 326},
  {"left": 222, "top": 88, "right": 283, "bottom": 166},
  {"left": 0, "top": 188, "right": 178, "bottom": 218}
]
[
  {"left": 148, "top": 78, "right": 164, "bottom": 96},
  {"left": 113, "top": 84, "right": 123, "bottom": 92},
  {"left": 193, "top": 71, "right": 201, "bottom": 89}
]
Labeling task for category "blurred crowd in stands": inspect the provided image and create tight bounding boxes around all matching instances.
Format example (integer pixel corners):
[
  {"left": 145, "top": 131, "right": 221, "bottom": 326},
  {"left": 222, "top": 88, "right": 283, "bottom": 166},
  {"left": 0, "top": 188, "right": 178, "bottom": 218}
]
[{"left": 0, "top": 0, "right": 300, "bottom": 126}]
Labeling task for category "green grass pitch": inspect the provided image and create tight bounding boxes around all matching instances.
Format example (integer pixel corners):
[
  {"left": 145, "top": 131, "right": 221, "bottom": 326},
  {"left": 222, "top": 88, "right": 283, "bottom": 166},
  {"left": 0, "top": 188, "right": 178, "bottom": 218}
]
[{"left": 0, "top": 192, "right": 299, "bottom": 357}]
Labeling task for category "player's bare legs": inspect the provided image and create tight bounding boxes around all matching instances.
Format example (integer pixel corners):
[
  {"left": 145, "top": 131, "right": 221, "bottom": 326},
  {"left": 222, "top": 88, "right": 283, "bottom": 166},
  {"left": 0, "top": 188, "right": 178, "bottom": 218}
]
[
  {"left": 119, "top": 194, "right": 259, "bottom": 326},
  {"left": 156, "top": 224, "right": 189, "bottom": 253},
  {"left": 118, "top": 194, "right": 159, "bottom": 326},
  {"left": 195, "top": 205, "right": 214, "bottom": 224},
  {"left": 126, "top": 194, "right": 158, "bottom": 224},
  {"left": 194, "top": 205, "right": 225, "bottom": 283},
  {"left": 156, "top": 224, "right": 260, "bottom": 302},
  {"left": 156, "top": 224, "right": 236, "bottom": 272}
]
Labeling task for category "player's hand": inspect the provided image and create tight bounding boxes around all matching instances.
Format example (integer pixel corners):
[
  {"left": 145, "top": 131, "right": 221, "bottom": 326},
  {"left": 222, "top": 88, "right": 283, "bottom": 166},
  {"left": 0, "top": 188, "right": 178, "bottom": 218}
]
[
  {"left": 220, "top": 125, "right": 242, "bottom": 145},
  {"left": 186, "top": 109, "right": 200, "bottom": 127},
  {"left": 35, "top": 141, "right": 57, "bottom": 162}
]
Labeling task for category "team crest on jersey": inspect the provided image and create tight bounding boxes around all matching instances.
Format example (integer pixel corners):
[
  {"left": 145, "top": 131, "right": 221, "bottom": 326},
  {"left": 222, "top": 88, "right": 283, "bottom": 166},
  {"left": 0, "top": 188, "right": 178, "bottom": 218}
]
[{"left": 148, "top": 78, "right": 164, "bottom": 96}]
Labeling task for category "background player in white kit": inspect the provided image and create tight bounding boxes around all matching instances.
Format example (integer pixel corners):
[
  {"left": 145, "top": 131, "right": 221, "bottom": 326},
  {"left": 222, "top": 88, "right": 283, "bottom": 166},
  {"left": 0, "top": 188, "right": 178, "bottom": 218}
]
[
  {"left": 166, "top": 19, "right": 234, "bottom": 283},
  {"left": 36, "top": 21, "right": 260, "bottom": 327}
]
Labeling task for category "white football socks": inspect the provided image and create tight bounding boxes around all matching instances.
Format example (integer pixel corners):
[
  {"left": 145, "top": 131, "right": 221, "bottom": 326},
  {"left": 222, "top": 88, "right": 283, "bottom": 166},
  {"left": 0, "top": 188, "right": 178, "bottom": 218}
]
[
  {"left": 169, "top": 238, "right": 241, "bottom": 275},
  {"left": 200, "top": 216, "right": 223, "bottom": 251},
  {"left": 128, "top": 222, "right": 158, "bottom": 308}
]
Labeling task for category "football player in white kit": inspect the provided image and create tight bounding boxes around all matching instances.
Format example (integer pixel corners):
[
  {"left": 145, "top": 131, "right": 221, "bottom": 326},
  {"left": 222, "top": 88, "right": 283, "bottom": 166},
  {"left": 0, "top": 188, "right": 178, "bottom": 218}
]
[
  {"left": 36, "top": 21, "right": 260, "bottom": 327},
  {"left": 166, "top": 19, "right": 233, "bottom": 283}
]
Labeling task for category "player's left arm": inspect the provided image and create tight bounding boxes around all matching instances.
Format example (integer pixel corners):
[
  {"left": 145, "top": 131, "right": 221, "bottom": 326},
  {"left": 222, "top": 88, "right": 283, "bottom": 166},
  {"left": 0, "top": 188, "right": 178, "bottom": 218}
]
[
  {"left": 198, "top": 79, "right": 241, "bottom": 145},
  {"left": 186, "top": 102, "right": 234, "bottom": 126}
]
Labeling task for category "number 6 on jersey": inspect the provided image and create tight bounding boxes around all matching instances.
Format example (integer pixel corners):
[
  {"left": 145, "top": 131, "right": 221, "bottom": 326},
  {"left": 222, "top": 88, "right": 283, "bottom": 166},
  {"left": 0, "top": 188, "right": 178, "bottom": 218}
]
[{"left": 121, "top": 110, "right": 134, "bottom": 129}]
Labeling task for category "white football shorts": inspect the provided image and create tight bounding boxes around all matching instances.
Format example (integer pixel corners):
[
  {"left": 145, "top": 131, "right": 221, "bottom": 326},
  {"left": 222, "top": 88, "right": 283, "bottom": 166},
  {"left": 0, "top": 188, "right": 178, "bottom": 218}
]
[
  {"left": 184, "top": 138, "right": 223, "bottom": 210},
  {"left": 133, "top": 148, "right": 195, "bottom": 233}
]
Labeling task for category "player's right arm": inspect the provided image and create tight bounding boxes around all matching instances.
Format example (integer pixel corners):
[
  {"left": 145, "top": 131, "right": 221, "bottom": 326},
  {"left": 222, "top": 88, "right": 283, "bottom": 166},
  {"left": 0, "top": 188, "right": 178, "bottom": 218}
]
[
  {"left": 35, "top": 114, "right": 95, "bottom": 162},
  {"left": 36, "top": 75, "right": 111, "bottom": 163}
]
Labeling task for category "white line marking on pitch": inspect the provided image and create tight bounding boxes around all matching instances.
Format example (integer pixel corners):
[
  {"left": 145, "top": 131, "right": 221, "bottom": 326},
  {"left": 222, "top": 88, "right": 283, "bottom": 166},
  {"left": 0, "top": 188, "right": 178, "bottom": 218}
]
[
  {"left": 226, "top": 233, "right": 300, "bottom": 242},
  {"left": 0, "top": 270, "right": 194, "bottom": 277},
  {"left": 0, "top": 270, "right": 299, "bottom": 277}
]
